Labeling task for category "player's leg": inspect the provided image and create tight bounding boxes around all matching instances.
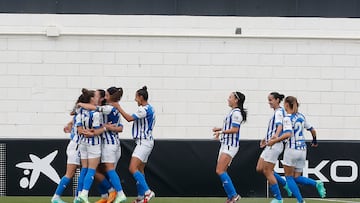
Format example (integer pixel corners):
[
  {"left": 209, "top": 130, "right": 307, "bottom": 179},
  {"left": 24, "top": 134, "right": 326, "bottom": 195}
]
[
  {"left": 52, "top": 164, "right": 77, "bottom": 203},
  {"left": 294, "top": 150, "right": 326, "bottom": 198},
  {"left": 261, "top": 144, "right": 285, "bottom": 202},
  {"left": 283, "top": 149, "right": 304, "bottom": 203},
  {"left": 79, "top": 145, "right": 101, "bottom": 203},
  {"left": 130, "top": 139, "right": 154, "bottom": 203},
  {"left": 216, "top": 145, "right": 240, "bottom": 203},
  {"left": 52, "top": 141, "right": 80, "bottom": 203},
  {"left": 94, "top": 170, "right": 112, "bottom": 203}
]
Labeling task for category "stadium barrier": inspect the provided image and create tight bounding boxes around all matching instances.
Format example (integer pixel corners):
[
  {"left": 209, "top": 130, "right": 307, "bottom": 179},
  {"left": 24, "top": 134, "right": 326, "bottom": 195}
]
[{"left": 0, "top": 139, "right": 358, "bottom": 197}]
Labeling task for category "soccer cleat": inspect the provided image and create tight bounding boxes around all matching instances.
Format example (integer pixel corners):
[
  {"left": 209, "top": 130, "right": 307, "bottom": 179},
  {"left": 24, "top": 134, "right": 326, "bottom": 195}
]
[
  {"left": 95, "top": 198, "right": 108, "bottom": 203},
  {"left": 78, "top": 194, "right": 90, "bottom": 203},
  {"left": 73, "top": 197, "right": 81, "bottom": 203},
  {"left": 51, "top": 198, "right": 68, "bottom": 203},
  {"left": 143, "top": 190, "right": 155, "bottom": 203},
  {"left": 107, "top": 191, "right": 117, "bottom": 203},
  {"left": 113, "top": 192, "right": 127, "bottom": 203},
  {"left": 132, "top": 197, "right": 144, "bottom": 203},
  {"left": 316, "top": 180, "right": 326, "bottom": 198},
  {"left": 229, "top": 194, "right": 241, "bottom": 203},
  {"left": 283, "top": 183, "right": 292, "bottom": 197},
  {"left": 270, "top": 199, "right": 283, "bottom": 203}
]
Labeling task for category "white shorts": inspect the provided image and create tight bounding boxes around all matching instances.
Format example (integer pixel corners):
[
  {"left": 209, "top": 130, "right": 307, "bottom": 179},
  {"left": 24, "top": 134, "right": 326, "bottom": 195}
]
[
  {"left": 101, "top": 143, "right": 121, "bottom": 164},
  {"left": 66, "top": 140, "right": 80, "bottom": 165},
  {"left": 260, "top": 142, "right": 284, "bottom": 164},
  {"left": 132, "top": 139, "right": 154, "bottom": 163},
  {"left": 79, "top": 142, "right": 101, "bottom": 159},
  {"left": 283, "top": 147, "right": 307, "bottom": 172},
  {"left": 218, "top": 144, "right": 239, "bottom": 166}
]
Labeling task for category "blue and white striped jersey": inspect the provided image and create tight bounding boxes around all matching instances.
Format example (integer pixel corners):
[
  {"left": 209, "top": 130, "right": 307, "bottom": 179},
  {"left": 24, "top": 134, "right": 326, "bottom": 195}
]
[
  {"left": 265, "top": 107, "right": 285, "bottom": 142},
  {"left": 131, "top": 104, "right": 155, "bottom": 140},
  {"left": 98, "top": 105, "right": 123, "bottom": 145},
  {"left": 76, "top": 107, "right": 102, "bottom": 145},
  {"left": 70, "top": 109, "right": 81, "bottom": 144},
  {"left": 220, "top": 108, "right": 243, "bottom": 147},
  {"left": 283, "top": 112, "right": 313, "bottom": 150}
]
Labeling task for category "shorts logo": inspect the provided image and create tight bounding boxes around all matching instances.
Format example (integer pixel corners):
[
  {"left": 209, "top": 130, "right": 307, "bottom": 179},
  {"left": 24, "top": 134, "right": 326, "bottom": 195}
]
[{"left": 15, "top": 150, "right": 61, "bottom": 189}]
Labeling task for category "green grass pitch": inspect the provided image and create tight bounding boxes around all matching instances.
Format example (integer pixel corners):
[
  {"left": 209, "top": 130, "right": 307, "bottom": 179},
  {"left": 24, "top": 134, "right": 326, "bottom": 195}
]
[{"left": 1, "top": 197, "right": 360, "bottom": 203}]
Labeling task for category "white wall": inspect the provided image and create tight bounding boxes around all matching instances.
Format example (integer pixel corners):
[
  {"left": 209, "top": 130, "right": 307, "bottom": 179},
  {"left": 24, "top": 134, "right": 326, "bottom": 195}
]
[{"left": 0, "top": 14, "right": 360, "bottom": 140}]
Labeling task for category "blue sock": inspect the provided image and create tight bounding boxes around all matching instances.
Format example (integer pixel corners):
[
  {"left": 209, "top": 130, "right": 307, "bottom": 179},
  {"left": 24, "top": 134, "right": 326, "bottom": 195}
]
[
  {"left": 107, "top": 170, "right": 123, "bottom": 192},
  {"left": 77, "top": 168, "right": 88, "bottom": 196},
  {"left": 286, "top": 176, "right": 303, "bottom": 202},
  {"left": 274, "top": 172, "right": 286, "bottom": 186},
  {"left": 55, "top": 176, "right": 71, "bottom": 196},
  {"left": 219, "top": 172, "right": 237, "bottom": 199},
  {"left": 133, "top": 171, "right": 149, "bottom": 196},
  {"left": 98, "top": 178, "right": 112, "bottom": 195},
  {"left": 270, "top": 184, "right": 282, "bottom": 200},
  {"left": 83, "top": 168, "right": 96, "bottom": 190},
  {"left": 295, "top": 176, "right": 316, "bottom": 187}
]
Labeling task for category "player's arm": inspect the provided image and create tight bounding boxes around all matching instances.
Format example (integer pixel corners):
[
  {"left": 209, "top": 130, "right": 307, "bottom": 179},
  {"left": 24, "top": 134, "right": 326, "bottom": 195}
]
[
  {"left": 268, "top": 117, "right": 291, "bottom": 146},
  {"left": 110, "top": 102, "right": 134, "bottom": 122},
  {"left": 104, "top": 123, "right": 123, "bottom": 133},
  {"left": 272, "top": 110, "right": 284, "bottom": 139},
  {"left": 77, "top": 103, "right": 97, "bottom": 110},
  {"left": 63, "top": 120, "right": 73, "bottom": 133},
  {"left": 309, "top": 128, "right": 317, "bottom": 147}
]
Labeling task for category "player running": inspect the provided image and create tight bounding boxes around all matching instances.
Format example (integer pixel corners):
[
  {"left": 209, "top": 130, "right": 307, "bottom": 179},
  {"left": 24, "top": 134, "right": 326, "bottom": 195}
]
[
  {"left": 267, "top": 96, "right": 326, "bottom": 203},
  {"left": 256, "top": 92, "right": 291, "bottom": 203},
  {"left": 212, "top": 91, "right": 247, "bottom": 203},
  {"left": 111, "top": 86, "right": 155, "bottom": 203}
]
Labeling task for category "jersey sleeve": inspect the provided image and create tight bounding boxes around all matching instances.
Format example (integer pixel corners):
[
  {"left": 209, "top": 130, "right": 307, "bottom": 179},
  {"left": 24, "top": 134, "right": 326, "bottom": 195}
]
[
  {"left": 282, "top": 116, "right": 293, "bottom": 134},
  {"left": 303, "top": 116, "right": 313, "bottom": 131},
  {"left": 75, "top": 109, "right": 82, "bottom": 127},
  {"left": 231, "top": 110, "right": 243, "bottom": 128},
  {"left": 132, "top": 106, "right": 147, "bottom": 120},
  {"left": 274, "top": 109, "right": 284, "bottom": 127},
  {"left": 97, "top": 105, "right": 113, "bottom": 115},
  {"left": 92, "top": 112, "right": 101, "bottom": 129},
  {"left": 117, "top": 115, "right": 123, "bottom": 127}
]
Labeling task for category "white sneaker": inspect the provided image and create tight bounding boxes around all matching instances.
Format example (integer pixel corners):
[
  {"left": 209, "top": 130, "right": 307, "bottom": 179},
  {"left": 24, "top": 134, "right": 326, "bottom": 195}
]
[{"left": 143, "top": 190, "right": 155, "bottom": 202}]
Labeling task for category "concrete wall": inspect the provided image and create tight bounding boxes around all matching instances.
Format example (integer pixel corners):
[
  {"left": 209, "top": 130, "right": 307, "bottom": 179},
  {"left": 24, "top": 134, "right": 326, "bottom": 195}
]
[{"left": 1, "top": 14, "right": 360, "bottom": 140}]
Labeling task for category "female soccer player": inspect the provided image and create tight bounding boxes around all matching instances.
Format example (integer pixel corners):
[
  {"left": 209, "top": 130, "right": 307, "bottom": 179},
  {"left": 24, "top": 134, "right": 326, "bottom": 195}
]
[
  {"left": 111, "top": 86, "right": 156, "bottom": 203},
  {"left": 51, "top": 95, "right": 83, "bottom": 203},
  {"left": 212, "top": 91, "right": 247, "bottom": 203},
  {"left": 256, "top": 92, "right": 291, "bottom": 203},
  {"left": 267, "top": 96, "right": 326, "bottom": 203},
  {"left": 76, "top": 88, "right": 106, "bottom": 203},
  {"left": 79, "top": 87, "right": 127, "bottom": 203}
]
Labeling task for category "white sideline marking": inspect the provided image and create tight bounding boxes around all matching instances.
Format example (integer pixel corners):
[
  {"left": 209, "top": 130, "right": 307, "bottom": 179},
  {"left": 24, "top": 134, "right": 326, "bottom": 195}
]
[{"left": 309, "top": 198, "right": 360, "bottom": 203}]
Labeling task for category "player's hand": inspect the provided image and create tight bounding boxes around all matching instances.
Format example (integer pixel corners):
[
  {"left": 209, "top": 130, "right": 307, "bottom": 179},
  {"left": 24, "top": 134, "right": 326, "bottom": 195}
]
[
  {"left": 63, "top": 125, "right": 71, "bottom": 133},
  {"left": 311, "top": 136, "right": 318, "bottom": 147},
  {"left": 212, "top": 127, "right": 221, "bottom": 132},
  {"left": 83, "top": 129, "right": 94, "bottom": 137},
  {"left": 267, "top": 139, "right": 276, "bottom": 146},
  {"left": 213, "top": 131, "right": 221, "bottom": 140},
  {"left": 259, "top": 139, "right": 266, "bottom": 148},
  {"left": 104, "top": 122, "right": 116, "bottom": 131}
]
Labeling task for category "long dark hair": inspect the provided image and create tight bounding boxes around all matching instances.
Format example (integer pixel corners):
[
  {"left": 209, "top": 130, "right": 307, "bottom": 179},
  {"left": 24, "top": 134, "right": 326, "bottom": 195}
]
[
  {"left": 97, "top": 89, "right": 106, "bottom": 105},
  {"left": 136, "top": 86, "right": 149, "bottom": 101},
  {"left": 270, "top": 92, "right": 285, "bottom": 103},
  {"left": 71, "top": 88, "right": 95, "bottom": 115},
  {"left": 234, "top": 91, "right": 247, "bottom": 123},
  {"left": 107, "top": 86, "right": 123, "bottom": 102}
]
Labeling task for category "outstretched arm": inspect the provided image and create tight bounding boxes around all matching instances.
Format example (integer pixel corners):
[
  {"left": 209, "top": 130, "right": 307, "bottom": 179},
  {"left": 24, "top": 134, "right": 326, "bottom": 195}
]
[{"left": 110, "top": 102, "right": 134, "bottom": 122}]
